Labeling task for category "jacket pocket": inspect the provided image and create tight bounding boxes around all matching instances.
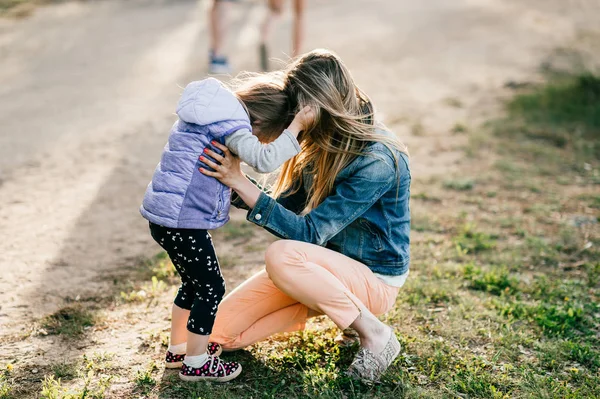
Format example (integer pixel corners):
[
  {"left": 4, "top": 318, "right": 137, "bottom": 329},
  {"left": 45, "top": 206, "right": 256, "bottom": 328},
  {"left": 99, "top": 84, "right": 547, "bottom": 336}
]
[{"left": 359, "top": 219, "right": 384, "bottom": 252}]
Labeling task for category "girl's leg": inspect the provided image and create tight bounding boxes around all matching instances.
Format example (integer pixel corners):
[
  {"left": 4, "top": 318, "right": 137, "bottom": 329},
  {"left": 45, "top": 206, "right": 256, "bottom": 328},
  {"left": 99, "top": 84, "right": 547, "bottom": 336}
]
[
  {"left": 263, "top": 240, "right": 400, "bottom": 355},
  {"left": 212, "top": 269, "right": 309, "bottom": 350},
  {"left": 174, "top": 230, "right": 242, "bottom": 381},
  {"left": 170, "top": 303, "right": 190, "bottom": 346},
  {"left": 180, "top": 231, "right": 226, "bottom": 353},
  {"left": 149, "top": 224, "right": 195, "bottom": 352}
]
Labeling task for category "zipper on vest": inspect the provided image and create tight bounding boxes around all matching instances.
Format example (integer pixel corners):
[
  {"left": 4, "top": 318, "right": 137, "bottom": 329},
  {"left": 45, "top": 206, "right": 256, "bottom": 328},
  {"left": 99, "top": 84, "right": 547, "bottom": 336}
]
[{"left": 216, "top": 188, "right": 224, "bottom": 219}]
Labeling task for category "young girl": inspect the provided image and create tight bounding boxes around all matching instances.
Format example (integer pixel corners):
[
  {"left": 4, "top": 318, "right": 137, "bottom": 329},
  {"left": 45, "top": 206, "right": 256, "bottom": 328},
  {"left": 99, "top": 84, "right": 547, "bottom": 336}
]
[{"left": 140, "top": 75, "right": 313, "bottom": 382}]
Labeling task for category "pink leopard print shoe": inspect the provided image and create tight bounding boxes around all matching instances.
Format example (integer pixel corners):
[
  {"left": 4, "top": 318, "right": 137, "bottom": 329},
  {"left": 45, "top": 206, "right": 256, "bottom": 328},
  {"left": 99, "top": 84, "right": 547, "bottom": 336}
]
[
  {"left": 165, "top": 342, "right": 223, "bottom": 369},
  {"left": 179, "top": 355, "right": 242, "bottom": 382}
]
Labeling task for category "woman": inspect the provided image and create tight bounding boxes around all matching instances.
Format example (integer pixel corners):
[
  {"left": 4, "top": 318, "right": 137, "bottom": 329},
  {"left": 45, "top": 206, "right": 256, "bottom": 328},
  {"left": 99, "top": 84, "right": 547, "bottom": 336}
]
[{"left": 200, "top": 50, "right": 411, "bottom": 382}]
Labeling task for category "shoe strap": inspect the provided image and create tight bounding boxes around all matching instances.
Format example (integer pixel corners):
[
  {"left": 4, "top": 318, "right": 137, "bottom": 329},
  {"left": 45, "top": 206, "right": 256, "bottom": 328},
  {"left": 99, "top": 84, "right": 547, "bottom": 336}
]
[{"left": 207, "top": 355, "right": 224, "bottom": 375}]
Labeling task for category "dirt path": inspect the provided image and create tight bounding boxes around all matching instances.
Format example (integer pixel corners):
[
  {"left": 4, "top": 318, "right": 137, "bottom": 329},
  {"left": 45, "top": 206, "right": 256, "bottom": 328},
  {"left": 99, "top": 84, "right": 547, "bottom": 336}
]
[{"left": 0, "top": 0, "right": 598, "bottom": 392}]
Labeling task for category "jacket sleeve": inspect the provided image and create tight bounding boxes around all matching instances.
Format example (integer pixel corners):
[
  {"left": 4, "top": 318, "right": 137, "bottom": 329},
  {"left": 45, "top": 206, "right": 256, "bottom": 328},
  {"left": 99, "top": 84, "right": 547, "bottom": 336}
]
[
  {"left": 224, "top": 128, "right": 301, "bottom": 174},
  {"left": 245, "top": 154, "right": 397, "bottom": 244},
  {"left": 231, "top": 175, "right": 308, "bottom": 215},
  {"left": 230, "top": 175, "right": 268, "bottom": 210}
]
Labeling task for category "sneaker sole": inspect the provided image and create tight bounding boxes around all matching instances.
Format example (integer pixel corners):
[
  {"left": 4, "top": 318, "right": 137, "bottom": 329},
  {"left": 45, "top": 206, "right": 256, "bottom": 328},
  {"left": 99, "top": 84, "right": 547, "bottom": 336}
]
[
  {"left": 208, "top": 65, "right": 232, "bottom": 75},
  {"left": 178, "top": 364, "right": 242, "bottom": 383},
  {"left": 165, "top": 361, "right": 183, "bottom": 369}
]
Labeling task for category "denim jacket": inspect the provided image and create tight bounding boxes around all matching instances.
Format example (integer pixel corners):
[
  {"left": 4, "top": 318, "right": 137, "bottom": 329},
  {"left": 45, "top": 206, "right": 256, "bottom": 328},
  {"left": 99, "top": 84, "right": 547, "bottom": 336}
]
[{"left": 237, "top": 131, "right": 411, "bottom": 276}]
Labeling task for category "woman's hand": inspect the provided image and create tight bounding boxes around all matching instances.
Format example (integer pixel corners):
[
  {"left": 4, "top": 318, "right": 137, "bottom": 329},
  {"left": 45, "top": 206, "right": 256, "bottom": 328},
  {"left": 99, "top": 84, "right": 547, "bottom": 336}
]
[
  {"left": 199, "top": 141, "right": 263, "bottom": 209},
  {"left": 199, "top": 141, "right": 244, "bottom": 189}
]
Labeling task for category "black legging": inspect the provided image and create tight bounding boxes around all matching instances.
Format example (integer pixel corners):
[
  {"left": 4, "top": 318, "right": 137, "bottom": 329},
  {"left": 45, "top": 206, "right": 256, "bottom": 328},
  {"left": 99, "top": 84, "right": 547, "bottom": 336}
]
[{"left": 149, "top": 222, "right": 226, "bottom": 335}]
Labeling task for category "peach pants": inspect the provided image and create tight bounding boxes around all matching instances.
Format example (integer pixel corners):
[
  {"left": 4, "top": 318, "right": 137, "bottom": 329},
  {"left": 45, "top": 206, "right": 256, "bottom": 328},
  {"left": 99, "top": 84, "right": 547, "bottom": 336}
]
[{"left": 211, "top": 240, "right": 400, "bottom": 350}]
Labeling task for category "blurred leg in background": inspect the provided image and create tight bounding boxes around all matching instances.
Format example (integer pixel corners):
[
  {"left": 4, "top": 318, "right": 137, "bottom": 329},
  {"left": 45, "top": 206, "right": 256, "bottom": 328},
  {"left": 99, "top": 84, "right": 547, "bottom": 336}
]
[
  {"left": 291, "top": 0, "right": 305, "bottom": 57},
  {"left": 209, "top": 0, "right": 234, "bottom": 73}
]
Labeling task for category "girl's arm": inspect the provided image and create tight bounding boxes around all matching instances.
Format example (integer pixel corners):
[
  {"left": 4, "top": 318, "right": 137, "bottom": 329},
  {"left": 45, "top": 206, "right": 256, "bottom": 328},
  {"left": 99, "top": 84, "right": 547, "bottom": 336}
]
[
  {"left": 223, "top": 106, "right": 314, "bottom": 174},
  {"left": 224, "top": 128, "right": 299, "bottom": 174}
]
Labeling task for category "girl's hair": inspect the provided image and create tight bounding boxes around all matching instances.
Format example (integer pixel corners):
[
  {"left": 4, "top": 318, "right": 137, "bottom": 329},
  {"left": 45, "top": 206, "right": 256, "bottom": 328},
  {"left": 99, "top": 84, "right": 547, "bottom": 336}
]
[
  {"left": 231, "top": 71, "right": 295, "bottom": 143},
  {"left": 273, "top": 49, "right": 408, "bottom": 212}
]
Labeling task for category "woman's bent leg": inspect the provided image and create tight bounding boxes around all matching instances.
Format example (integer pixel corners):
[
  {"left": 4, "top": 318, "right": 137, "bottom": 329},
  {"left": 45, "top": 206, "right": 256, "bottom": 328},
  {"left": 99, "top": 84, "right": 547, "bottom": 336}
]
[
  {"left": 264, "top": 240, "right": 401, "bottom": 381},
  {"left": 211, "top": 270, "right": 309, "bottom": 350},
  {"left": 264, "top": 240, "right": 399, "bottom": 330}
]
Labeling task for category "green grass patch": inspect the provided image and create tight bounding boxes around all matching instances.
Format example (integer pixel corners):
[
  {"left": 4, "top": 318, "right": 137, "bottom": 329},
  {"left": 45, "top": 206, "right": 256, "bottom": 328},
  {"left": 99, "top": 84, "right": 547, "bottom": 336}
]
[
  {"left": 454, "top": 224, "right": 497, "bottom": 254},
  {"left": 463, "top": 264, "right": 519, "bottom": 296},
  {"left": 219, "top": 220, "right": 256, "bottom": 241},
  {"left": 39, "top": 354, "right": 114, "bottom": 399},
  {"left": 451, "top": 122, "right": 468, "bottom": 134},
  {"left": 443, "top": 178, "right": 475, "bottom": 191},
  {"left": 508, "top": 75, "right": 600, "bottom": 143},
  {"left": 51, "top": 362, "right": 77, "bottom": 380},
  {"left": 41, "top": 305, "right": 95, "bottom": 338},
  {"left": 134, "top": 362, "right": 158, "bottom": 396},
  {"left": 157, "top": 328, "right": 407, "bottom": 399},
  {"left": 0, "top": 0, "right": 30, "bottom": 10},
  {"left": 537, "top": 340, "right": 600, "bottom": 372},
  {"left": 497, "top": 74, "right": 600, "bottom": 178}
]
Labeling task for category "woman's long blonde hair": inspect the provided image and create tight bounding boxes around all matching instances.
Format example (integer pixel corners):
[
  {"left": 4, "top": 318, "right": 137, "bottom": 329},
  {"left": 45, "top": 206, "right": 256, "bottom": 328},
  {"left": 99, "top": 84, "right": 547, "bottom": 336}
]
[{"left": 272, "top": 49, "right": 408, "bottom": 212}]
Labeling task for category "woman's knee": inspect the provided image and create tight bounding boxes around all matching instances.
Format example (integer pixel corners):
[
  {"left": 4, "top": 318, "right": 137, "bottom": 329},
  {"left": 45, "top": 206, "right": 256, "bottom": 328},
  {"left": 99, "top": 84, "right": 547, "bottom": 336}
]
[{"left": 265, "top": 240, "right": 303, "bottom": 281}]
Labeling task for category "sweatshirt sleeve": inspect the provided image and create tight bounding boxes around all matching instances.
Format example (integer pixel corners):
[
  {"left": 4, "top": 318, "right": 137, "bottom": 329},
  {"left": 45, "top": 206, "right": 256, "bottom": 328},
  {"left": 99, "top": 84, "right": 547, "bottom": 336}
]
[{"left": 224, "top": 128, "right": 301, "bottom": 173}]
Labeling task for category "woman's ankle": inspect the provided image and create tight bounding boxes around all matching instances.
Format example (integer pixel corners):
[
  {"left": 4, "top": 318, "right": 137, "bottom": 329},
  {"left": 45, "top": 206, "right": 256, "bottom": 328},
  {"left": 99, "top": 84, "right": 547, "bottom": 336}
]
[{"left": 351, "top": 313, "right": 390, "bottom": 354}]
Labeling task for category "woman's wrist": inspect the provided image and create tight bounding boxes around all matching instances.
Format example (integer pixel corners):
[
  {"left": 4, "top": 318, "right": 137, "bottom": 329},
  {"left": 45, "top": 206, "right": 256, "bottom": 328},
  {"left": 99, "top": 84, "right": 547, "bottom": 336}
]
[
  {"left": 232, "top": 174, "right": 261, "bottom": 209},
  {"left": 228, "top": 172, "right": 247, "bottom": 192}
]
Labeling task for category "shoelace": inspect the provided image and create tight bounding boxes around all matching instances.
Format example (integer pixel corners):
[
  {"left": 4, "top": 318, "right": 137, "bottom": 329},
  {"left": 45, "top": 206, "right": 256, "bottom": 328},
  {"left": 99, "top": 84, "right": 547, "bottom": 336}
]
[{"left": 207, "top": 355, "right": 225, "bottom": 375}]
